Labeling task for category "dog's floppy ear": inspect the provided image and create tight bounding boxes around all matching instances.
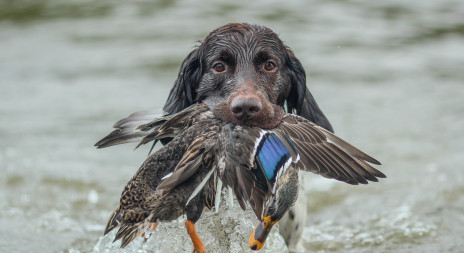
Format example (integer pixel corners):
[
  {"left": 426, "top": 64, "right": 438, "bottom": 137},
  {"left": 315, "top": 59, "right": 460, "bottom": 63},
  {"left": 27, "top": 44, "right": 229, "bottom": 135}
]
[
  {"left": 163, "top": 48, "right": 202, "bottom": 114},
  {"left": 285, "top": 53, "right": 334, "bottom": 133}
]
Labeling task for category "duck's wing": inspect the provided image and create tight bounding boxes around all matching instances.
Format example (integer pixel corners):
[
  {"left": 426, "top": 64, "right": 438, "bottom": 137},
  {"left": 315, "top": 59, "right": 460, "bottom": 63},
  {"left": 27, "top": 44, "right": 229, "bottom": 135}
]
[
  {"left": 275, "top": 114, "right": 385, "bottom": 185},
  {"left": 136, "top": 103, "right": 209, "bottom": 148},
  {"left": 156, "top": 119, "right": 221, "bottom": 192},
  {"left": 95, "top": 103, "right": 208, "bottom": 148},
  {"left": 95, "top": 110, "right": 164, "bottom": 148}
]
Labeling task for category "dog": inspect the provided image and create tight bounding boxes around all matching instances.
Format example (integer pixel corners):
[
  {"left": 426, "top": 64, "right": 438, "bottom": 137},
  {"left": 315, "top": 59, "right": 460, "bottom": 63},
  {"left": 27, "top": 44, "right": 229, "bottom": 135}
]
[{"left": 162, "top": 23, "right": 332, "bottom": 251}]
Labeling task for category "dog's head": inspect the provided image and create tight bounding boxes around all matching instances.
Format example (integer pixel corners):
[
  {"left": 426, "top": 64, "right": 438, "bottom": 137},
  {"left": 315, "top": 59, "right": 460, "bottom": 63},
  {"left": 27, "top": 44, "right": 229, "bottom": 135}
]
[{"left": 163, "top": 23, "right": 333, "bottom": 132}]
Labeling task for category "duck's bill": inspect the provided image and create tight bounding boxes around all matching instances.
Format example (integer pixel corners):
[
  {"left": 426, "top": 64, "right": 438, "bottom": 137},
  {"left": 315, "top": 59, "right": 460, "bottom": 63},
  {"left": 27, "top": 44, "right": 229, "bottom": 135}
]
[{"left": 249, "top": 216, "right": 277, "bottom": 251}]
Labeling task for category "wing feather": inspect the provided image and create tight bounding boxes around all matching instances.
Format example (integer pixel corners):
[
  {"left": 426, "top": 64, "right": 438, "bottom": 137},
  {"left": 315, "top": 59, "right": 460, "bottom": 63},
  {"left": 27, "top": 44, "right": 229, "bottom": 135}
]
[
  {"left": 156, "top": 136, "right": 206, "bottom": 191},
  {"left": 319, "top": 127, "right": 381, "bottom": 165},
  {"left": 277, "top": 114, "right": 385, "bottom": 184},
  {"left": 95, "top": 110, "right": 163, "bottom": 148},
  {"left": 136, "top": 104, "right": 210, "bottom": 148}
]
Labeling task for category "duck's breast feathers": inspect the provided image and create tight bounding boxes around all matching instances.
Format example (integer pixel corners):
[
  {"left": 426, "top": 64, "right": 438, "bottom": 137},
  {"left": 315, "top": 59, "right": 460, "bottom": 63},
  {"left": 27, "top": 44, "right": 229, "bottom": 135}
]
[{"left": 275, "top": 114, "right": 385, "bottom": 185}]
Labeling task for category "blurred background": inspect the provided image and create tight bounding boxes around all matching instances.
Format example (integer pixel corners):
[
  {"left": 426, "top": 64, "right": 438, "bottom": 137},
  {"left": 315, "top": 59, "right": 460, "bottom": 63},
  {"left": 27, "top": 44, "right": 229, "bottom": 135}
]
[{"left": 1, "top": 0, "right": 463, "bottom": 252}]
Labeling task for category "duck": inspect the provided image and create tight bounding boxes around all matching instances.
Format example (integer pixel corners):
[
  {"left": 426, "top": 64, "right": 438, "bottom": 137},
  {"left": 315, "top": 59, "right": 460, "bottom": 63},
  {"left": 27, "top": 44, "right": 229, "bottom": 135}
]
[
  {"left": 95, "top": 103, "right": 385, "bottom": 251},
  {"left": 96, "top": 104, "right": 218, "bottom": 252}
]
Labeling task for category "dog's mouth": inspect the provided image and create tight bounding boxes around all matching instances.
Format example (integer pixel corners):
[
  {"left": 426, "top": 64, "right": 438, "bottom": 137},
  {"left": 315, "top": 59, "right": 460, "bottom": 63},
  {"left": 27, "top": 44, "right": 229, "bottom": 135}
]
[
  {"left": 201, "top": 85, "right": 286, "bottom": 129},
  {"left": 211, "top": 100, "right": 285, "bottom": 129}
]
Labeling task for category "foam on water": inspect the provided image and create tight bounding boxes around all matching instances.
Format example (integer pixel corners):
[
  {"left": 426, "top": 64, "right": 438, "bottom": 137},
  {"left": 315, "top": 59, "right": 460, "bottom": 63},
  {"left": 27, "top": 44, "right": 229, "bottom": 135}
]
[
  {"left": 93, "top": 201, "right": 287, "bottom": 253},
  {"left": 302, "top": 204, "right": 436, "bottom": 252}
]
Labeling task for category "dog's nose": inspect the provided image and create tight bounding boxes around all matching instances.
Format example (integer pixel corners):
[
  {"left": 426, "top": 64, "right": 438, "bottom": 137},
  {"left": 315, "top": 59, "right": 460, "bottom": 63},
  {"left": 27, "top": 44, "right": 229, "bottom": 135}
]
[{"left": 230, "top": 96, "right": 262, "bottom": 120}]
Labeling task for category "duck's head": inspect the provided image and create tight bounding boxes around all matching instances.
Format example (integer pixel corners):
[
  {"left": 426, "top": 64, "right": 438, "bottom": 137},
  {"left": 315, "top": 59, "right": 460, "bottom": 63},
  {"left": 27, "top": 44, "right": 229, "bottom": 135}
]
[{"left": 249, "top": 169, "right": 299, "bottom": 251}]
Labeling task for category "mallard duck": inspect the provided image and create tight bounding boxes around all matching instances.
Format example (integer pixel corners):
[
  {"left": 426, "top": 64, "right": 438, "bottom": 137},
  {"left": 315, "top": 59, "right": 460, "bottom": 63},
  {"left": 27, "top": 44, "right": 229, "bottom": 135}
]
[
  {"left": 97, "top": 104, "right": 217, "bottom": 252},
  {"left": 96, "top": 103, "right": 385, "bottom": 251}
]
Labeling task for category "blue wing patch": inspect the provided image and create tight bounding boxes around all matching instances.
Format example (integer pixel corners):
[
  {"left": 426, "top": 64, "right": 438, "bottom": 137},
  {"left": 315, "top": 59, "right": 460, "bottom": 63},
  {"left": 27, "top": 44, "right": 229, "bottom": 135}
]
[{"left": 255, "top": 133, "right": 293, "bottom": 184}]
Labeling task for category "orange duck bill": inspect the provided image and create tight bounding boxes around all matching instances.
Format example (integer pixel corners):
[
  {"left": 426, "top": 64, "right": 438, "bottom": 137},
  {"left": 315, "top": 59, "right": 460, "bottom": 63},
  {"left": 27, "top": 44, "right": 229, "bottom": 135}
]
[{"left": 249, "top": 216, "right": 278, "bottom": 251}]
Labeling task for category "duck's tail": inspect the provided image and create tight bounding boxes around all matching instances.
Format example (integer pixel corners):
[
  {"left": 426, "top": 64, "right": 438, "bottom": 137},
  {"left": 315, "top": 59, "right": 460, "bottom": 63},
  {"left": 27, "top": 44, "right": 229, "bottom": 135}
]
[
  {"left": 104, "top": 207, "right": 154, "bottom": 248},
  {"left": 104, "top": 207, "right": 122, "bottom": 236}
]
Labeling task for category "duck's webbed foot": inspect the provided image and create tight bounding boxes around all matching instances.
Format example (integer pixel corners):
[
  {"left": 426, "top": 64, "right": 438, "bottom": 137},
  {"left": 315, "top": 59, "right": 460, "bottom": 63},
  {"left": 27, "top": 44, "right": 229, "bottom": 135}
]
[{"left": 185, "top": 220, "right": 205, "bottom": 253}]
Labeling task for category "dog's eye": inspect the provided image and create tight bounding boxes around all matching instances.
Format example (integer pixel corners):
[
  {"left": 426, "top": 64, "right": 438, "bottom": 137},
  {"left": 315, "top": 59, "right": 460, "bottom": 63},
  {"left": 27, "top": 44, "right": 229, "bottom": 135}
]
[
  {"left": 264, "top": 61, "right": 276, "bottom": 71},
  {"left": 213, "top": 63, "right": 226, "bottom": 73}
]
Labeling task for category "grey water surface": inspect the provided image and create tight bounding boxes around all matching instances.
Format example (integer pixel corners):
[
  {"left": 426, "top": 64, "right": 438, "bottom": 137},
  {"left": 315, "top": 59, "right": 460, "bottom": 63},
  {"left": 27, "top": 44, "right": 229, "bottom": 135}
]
[{"left": 1, "top": 0, "right": 463, "bottom": 252}]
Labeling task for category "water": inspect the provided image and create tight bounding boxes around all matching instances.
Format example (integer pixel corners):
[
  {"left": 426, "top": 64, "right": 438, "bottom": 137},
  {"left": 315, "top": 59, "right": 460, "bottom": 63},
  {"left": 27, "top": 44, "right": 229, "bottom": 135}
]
[{"left": 1, "top": 0, "right": 463, "bottom": 252}]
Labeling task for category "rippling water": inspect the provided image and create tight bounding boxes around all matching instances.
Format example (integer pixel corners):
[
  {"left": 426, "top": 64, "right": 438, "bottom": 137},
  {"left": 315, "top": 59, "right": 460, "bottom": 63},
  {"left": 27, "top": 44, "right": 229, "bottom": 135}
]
[{"left": 1, "top": 0, "right": 463, "bottom": 252}]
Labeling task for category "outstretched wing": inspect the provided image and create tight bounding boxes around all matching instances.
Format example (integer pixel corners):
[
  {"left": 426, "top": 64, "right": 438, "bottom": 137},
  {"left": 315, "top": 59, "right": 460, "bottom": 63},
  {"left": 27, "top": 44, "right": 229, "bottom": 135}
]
[
  {"left": 276, "top": 114, "right": 385, "bottom": 185},
  {"left": 95, "top": 110, "right": 164, "bottom": 148},
  {"left": 95, "top": 103, "right": 209, "bottom": 149},
  {"left": 136, "top": 104, "right": 209, "bottom": 148}
]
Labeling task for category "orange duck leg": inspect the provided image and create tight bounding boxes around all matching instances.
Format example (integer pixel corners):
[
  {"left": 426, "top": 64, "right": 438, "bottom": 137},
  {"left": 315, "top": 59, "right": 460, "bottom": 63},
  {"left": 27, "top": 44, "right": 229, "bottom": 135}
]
[{"left": 185, "top": 220, "right": 205, "bottom": 253}]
